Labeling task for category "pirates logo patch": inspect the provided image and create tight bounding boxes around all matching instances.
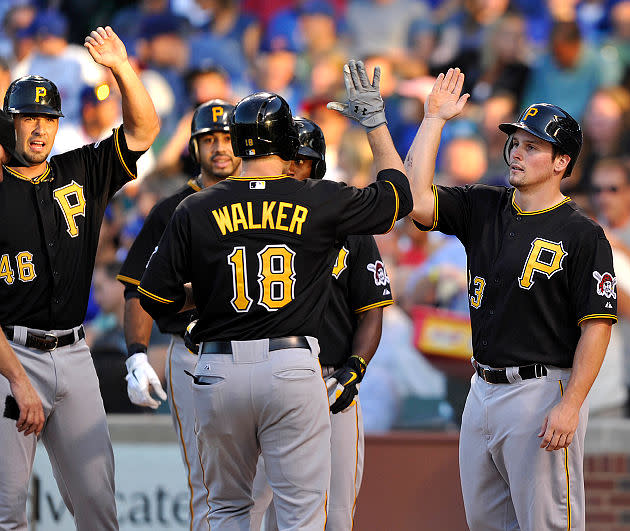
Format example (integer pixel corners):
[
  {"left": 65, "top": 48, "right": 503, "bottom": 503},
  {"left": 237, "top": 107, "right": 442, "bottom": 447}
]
[
  {"left": 367, "top": 260, "right": 389, "bottom": 287},
  {"left": 592, "top": 271, "right": 617, "bottom": 299}
]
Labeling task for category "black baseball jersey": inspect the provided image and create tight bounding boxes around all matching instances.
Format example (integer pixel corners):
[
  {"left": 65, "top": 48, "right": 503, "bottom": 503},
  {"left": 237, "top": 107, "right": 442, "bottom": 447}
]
[
  {"left": 139, "top": 169, "right": 411, "bottom": 342},
  {"left": 319, "top": 235, "right": 393, "bottom": 367},
  {"left": 118, "top": 178, "right": 201, "bottom": 335},
  {"left": 415, "top": 184, "right": 617, "bottom": 368},
  {"left": 0, "top": 127, "right": 144, "bottom": 329}
]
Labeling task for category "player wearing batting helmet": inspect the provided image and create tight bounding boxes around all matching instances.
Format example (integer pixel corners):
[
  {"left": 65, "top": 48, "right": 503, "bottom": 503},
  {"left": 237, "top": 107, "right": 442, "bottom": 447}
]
[
  {"left": 0, "top": 26, "right": 159, "bottom": 530},
  {"left": 250, "top": 117, "right": 393, "bottom": 531},
  {"left": 117, "top": 99, "right": 239, "bottom": 531},
  {"left": 407, "top": 68, "right": 614, "bottom": 531},
  {"left": 138, "top": 60, "right": 412, "bottom": 529}
]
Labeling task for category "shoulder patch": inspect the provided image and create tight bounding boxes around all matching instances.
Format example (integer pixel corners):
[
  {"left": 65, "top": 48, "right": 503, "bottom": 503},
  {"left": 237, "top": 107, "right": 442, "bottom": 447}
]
[
  {"left": 367, "top": 260, "right": 390, "bottom": 286},
  {"left": 593, "top": 271, "right": 617, "bottom": 299}
]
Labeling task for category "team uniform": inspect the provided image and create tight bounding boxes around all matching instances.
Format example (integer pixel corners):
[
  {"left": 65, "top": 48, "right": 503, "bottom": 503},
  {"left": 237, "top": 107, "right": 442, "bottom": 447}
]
[
  {"left": 251, "top": 234, "right": 394, "bottom": 530},
  {"left": 117, "top": 178, "right": 204, "bottom": 529},
  {"left": 139, "top": 160, "right": 410, "bottom": 529},
  {"left": 0, "top": 122, "right": 144, "bottom": 529},
  {"left": 416, "top": 182, "right": 616, "bottom": 529}
]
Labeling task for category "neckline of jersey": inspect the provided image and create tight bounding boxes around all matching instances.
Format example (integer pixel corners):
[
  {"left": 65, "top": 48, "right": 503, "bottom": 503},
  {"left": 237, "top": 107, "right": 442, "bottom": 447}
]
[
  {"left": 226, "top": 174, "right": 290, "bottom": 181},
  {"left": 3, "top": 163, "right": 52, "bottom": 184},
  {"left": 187, "top": 177, "right": 202, "bottom": 191},
  {"left": 511, "top": 192, "right": 571, "bottom": 215}
]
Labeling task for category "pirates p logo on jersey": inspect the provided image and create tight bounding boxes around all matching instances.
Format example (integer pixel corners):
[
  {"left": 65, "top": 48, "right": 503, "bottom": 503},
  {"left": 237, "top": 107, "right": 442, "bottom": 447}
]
[
  {"left": 593, "top": 271, "right": 617, "bottom": 299},
  {"left": 367, "top": 260, "right": 389, "bottom": 286}
]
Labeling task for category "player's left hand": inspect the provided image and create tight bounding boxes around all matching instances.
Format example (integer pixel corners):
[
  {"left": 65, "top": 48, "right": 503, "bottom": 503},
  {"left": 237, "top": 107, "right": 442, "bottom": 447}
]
[
  {"left": 538, "top": 401, "right": 580, "bottom": 451},
  {"left": 125, "top": 353, "right": 167, "bottom": 409},
  {"left": 326, "top": 355, "right": 367, "bottom": 414},
  {"left": 84, "top": 26, "right": 127, "bottom": 70}
]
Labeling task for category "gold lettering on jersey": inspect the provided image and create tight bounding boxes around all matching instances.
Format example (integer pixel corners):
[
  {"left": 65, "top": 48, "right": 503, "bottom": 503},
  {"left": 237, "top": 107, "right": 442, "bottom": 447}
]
[
  {"left": 470, "top": 276, "right": 485, "bottom": 309},
  {"left": 212, "top": 202, "right": 309, "bottom": 236},
  {"left": 35, "top": 86, "right": 47, "bottom": 102},
  {"left": 53, "top": 181, "right": 86, "bottom": 238},
  {"left": 332, "top": 247, "right": 349, "bottom": 278},
  {"left": 518, "top": 238, "right": 567, "bottom": 290}
]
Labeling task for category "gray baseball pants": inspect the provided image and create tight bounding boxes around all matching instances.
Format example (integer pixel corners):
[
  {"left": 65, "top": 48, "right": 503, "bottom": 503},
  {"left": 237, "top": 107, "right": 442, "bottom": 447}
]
[
  {"left": 193, "top": 337, "right": 331, "bottom": 530},
  {"left": 250, "top": 366, "right": 365, "bottom": 531},
  {"left": 459, "top": 364, "right": 588, "bottom": 531},
  {"left": 0, "top": 327, "right": 117, "bottom": 530},
  {"left": 165, "top": 335, "right": 207, "bottom": 531}
]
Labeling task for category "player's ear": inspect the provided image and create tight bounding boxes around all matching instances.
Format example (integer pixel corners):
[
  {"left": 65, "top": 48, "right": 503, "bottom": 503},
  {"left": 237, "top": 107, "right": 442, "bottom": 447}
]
[{"left": 553, "top": 153, "right": 570, "bottom": 174}]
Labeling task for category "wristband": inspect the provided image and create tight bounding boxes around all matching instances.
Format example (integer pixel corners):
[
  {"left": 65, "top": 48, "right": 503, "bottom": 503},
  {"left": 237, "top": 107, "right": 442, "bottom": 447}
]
[{"left": 128, "top": 343, "right": 148, "bottom": 357}]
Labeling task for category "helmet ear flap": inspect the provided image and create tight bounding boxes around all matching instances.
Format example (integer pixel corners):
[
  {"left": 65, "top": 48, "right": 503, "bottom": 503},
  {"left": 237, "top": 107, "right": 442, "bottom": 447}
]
[
  {"left": 503, "top": 135, "right": 514, "bottom": 166},
  {"left": 311, "top": 159, "right": 326, "bottom": 180},
  {"left": 189, "top": 137, "right": 199, "bottom": 164}
]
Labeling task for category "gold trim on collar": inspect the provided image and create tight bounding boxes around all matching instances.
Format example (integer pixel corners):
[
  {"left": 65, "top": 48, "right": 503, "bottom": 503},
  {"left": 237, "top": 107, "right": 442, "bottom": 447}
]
[
  {"left": 226, "top": 174, "right": 290, "bottom": 181},
  {"left": 511, "top": 193, "right": 571, "bottom": 215},
  {"left": 187, "top": 178, "right": 202, "bottom": 192},
  {"left": 3, "top": 163, "right": 52, "bottom": 184}
]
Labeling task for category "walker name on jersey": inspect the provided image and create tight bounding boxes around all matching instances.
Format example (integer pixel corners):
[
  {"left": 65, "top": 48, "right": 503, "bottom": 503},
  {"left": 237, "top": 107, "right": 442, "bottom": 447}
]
[{"left": 212, "top": 201, "right": 309, "bottom": 236}]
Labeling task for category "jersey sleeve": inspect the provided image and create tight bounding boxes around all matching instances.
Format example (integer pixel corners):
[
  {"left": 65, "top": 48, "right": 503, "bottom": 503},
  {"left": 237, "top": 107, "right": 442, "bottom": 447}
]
[
  {"left": 348, "top": 235, "right": 394, "bottom": 313},
  {"left": 333, "top": 168, "right": 412, "bottom": 237},
  {"left": 413, "top": 184, "right": 472, "bottom": 245},
  {"left": 117, "top": 200, "right": 172, "bottom": 292},
  {"left": 81, "top": 126, "right": 146, "bottom": 199},
  {"left": 138, "top": 205, "right": 191, "bottom": 319},
  {"left": 570, "top": 227, "right": 618, "bottom": 325}
]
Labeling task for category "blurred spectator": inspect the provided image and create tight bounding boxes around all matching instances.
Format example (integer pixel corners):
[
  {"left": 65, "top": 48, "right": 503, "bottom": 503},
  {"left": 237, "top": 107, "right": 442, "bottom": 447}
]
[
  {"left": 522, "top": 21, "right": 619, "bottom": 119},
  {"left": 603, "top": 0, "right": 630, "bottom": 78},
  {"left": 0, "top": 56, "right": 11, "bottom": 103},
  {"left": 308, "top": 51, "right": 346, "bottom": 101},
  {"left": 13, "top": 9, "right": 105, "bottom": 124},
  {"left": 337, "top": 126, "right": 374, "bottom": 186},
  {"left": 440, "top": 135, "right": 488, "bottom": 186},
  {"left": 111, "top": 0, "right": 186, "bottom": 45},
  {"left": 346, "top": 0, "right": 429, "bottom": 58},
  {"left": 569, "top": 85, "right": 630, "bottom": 193},
  {"left": 1, "top": 2, "right": 37, "bottom": 62}
]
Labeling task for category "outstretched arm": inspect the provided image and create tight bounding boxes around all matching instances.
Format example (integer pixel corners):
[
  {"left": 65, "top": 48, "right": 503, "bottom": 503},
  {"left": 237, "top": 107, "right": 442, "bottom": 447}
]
[
  {"left": 405, "top": 68, "right": 468, "bottom": 226},
  {"left": 84, "top": 26, "right": 159, "bottom": 151}
]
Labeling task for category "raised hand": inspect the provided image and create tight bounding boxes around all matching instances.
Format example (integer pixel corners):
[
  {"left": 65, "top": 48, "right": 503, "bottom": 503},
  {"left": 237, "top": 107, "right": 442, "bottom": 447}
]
[
  {"left": 424, "top": 68, "right": 469, "bottom": 122},
  {"left": 84, "top": 26, "right": 127, "bottom": 71}
]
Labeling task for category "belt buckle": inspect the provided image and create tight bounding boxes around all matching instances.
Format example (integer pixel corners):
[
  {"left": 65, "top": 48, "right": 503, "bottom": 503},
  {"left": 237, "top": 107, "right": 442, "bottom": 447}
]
[
  {"left": 44, "top": 333, "right": 58, "bottom": 351},
  {"left": 534, "top": 364, "right": 544, "bottom": 378},
  {"left": 481, "top": 367, "right": 491, "bottom": 383}
]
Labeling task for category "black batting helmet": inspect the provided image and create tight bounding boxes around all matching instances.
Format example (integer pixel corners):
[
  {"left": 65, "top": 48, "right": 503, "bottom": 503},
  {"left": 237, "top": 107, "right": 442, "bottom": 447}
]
[
  {"left": 499, "top": 103, "right": 582, "bottom": 176},
  {"left": 294, "top": 116, "right": 326, "bottom": 179},
  {"left": 189, "top": 99, "right": 234, "bottom": 163},
  {"left": 229, "top": 92, "right": 299, "bottom": 161},
  {"left": 4, "top": 75, "right": 63, "bottom": 117}
]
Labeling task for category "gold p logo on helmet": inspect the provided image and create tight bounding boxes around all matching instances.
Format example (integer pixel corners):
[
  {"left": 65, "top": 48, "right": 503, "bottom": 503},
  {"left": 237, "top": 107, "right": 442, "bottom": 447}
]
[
  {"left": 212, "top": 106, "right": 223, "bottom": 122},
  {"left": 35, "top": 87, "right": 47, "bottom": 103},
  {"left": 523, "top": 107, "right": 538, "bottom": 121}
]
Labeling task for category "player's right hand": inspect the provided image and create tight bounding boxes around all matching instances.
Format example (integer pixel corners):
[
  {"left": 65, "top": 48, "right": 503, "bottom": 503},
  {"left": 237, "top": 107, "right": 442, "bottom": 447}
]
[
  {"left": 10, "top": 377, "right": 44, "bottom": 436},
  {"left": 327, "top": 60, "right": 387, "bottom": 130},
  {"left": 125, "top": 353, "right": 167, "bottom": 409},
  {"left": 424, "top": 68, "right": 469, "bottom": 122}
]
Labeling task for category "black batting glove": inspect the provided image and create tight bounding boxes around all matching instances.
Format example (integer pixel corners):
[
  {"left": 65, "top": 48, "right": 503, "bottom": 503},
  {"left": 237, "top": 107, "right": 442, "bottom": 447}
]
[
  {"left": 327, "top": 355, "right": 367, "bottom": 414},
  {"left": 184, "top": 320, "right": 199, "bottom": 355}
]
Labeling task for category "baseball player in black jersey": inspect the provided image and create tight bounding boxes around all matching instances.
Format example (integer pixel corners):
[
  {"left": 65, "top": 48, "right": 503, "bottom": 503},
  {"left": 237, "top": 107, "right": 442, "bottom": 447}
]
[
  {"left": 117, "top": 99, "right": 240, "bottom": 531},
  {"left": 249, "top": 117, "right": 394, "bottom": 531},
  {"left": 0, "top": 26, "right": 158, "bottom": 530},
  {"left": 139, "top": 60, "right": 411, "bottom": 530},
  {"left": 407, "top": 68, "right": 615, "bottom": 530}
]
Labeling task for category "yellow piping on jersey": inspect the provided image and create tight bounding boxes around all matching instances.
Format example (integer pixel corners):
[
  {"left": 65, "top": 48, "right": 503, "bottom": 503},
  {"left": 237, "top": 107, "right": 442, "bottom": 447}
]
[
  {"left": 137, "top": 286, "right": 174, "bottom": 304},
  {"left": 384, "top": 180, "right": 399, "bottom": 233},
  {"left": 116, "top": 274, "right": 140, "bottom": 286},
  {"left": 577, "top": 313, "right": 617, "bottom": 325},
  {"left": 511, "top": 194, "right": 571, "bottom": 215},
  {"left": 3, "top": 162, "right": 51, "bottom": 183},
  {"left": 226, "top": 174, "right": 290, "bottom": 181},
  {"left": 114, "top": 126, "right": 137, "bottom": 179},
  {"left": 168, "top": 346, "right": 195, "bottom": 531},
  {"left": 187, "top": 178, "right": 202, "bottom": 192},
  {"left": 354, "top": 300, "right": 393, "bottom": 314},
  {"left": 416, "top": 184, "right": 438, "bottom": 232},
  {"left": 559, "top": 380, "right": 571, "bottom": 531}
]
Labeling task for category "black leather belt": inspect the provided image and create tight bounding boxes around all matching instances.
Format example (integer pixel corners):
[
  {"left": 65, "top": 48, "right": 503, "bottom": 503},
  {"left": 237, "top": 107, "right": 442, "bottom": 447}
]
[
  {"left": 474, "top": 361, "right": 547, "bottom": 384},
  {"left": 200, "top": 336, "right": 310, "bottom": 355},
  {"left": 2, "top": 325, "right": 85, "bottom": 351}
]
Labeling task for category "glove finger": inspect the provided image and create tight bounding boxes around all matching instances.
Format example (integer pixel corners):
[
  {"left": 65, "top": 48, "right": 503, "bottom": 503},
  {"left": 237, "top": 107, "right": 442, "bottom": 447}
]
[
  {"left": 326, "top": 377, "right": 338, "bottom": 392},
  {"left": 326, "top": 101, "right": 347, "bottom": 114},
  {"left": 356, "top": 60, "right": 371, "bottom": 89},
  {"left": 331, "top": 387, "right": 356, "bottom": 414},
  {"left": 348, "top": 60, "right": 362, "bottom": 93},
  {"left": 150, "top": 381, "right": 167, "bottom": 401},
  {"left": 371, "top": 66, "right": 381, "bottom": 91},
  {"left": 342, "top": 65, "right": 356, "bottom": 100},
  {"left": 128, "top": 387, "right": 159, "bottom": 408}
]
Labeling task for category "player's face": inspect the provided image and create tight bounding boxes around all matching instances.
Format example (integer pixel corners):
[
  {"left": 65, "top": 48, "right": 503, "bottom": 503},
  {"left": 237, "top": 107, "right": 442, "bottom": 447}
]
[
  {"left": 197, "top": 131, "right": 241, "bottom": 180},
  {"left": 13, "top": 114, "right": 59, "bottom": 165},
  {"left": 507, "top": 130, "right": 556, "bottom": 189},
  {"left": 288, "top": 158, "right": 313, "bottom": 181}
]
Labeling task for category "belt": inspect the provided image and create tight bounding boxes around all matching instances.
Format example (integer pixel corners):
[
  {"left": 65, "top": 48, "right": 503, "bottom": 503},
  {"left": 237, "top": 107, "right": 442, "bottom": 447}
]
[
  {"left": 474, "top": 360, "right": 547, "bottom": 384},
  {"left": 200, "top": 336, "right": 310, "bottom": 355},
  {"left": 2, "top": 325, "right": 85, "bottom": 351}
]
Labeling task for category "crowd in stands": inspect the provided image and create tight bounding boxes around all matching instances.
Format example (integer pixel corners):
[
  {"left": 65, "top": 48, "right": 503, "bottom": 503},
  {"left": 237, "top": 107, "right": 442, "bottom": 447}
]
[{"left": 2, "top": 0, "right": 630, "bottom": 427}]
